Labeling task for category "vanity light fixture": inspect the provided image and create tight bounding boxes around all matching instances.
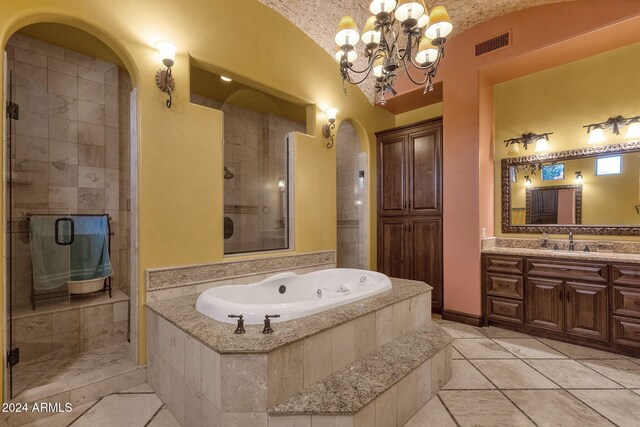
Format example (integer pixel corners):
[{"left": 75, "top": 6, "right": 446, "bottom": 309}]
[
  {"left": 155, "top": 41, "right": 177, "bottom": 108},
  {"left": 584, "top": 115, "right": 640, "bottom": 144},
  {"left": 575, "top": 171, "right": 584, "bottom": 182},
  {"left": 334, "top": 1, "right": 453, "bottom": 105},
  {"left": 504, "top": 132, "right": 553, "bottom": 154},
  {"left": 322, "top": 107, "right": 338, "bottom": 148},
  {"left": 524, "top": 175, "right": 532, "bottom": 187}
]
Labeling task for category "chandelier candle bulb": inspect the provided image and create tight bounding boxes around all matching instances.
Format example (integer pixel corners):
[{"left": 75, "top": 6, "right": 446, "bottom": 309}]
[
  {"left": 415, "top": 37, "right": 438, "bottom": 64},
  {"left": 335, "top": 49, "right": 358, "bottom": 63},
  {"left": 394, "top": 0, "right": 426, "bottom": 26},
  {"left": 425, "top": 6, "right": 453, "bottom": 40},
  {"left": 335, "top": 16, "right": 360, "bottom": 47},
  {"left": 362, "top": 16, "right": 382, "bottom": 49}
]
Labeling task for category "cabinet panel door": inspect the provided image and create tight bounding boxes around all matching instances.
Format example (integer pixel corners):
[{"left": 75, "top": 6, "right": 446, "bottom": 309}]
[
  {"left": 378, "top": 135, "right": 406, "bottom": 215},
  {"left": 409, "top": 217, "right": 442, "bottom": 311},
  {"left": 378, "top": 218, "right": 406, "bottom": 279},
  {"left": 526, "top": 278, "right": 564, "bottom": 332},
  {"left": 565, "top": 281, "right": 609, "bottom": 341},
  {"left": 408, "top": 126, "right": 442, "bottom": 215}
]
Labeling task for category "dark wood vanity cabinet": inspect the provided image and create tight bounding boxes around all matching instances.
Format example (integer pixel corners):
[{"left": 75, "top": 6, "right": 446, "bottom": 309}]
[
  {"left": 484, "top": 254, "right": 640, "bottom": 355},
  {"left": 377, "top": 119, "right": 443, "bottom": 311}
]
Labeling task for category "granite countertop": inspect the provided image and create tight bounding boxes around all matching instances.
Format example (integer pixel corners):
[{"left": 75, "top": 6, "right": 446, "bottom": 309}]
[
  {"left": 146, "top": 278, "right": 431, "bottom": 354},
  {"left": 482, "top": 246, "right": 640, "bottom": 263},
  {"left": 269, "top": 322, "right": 453, "bottom": 415}
]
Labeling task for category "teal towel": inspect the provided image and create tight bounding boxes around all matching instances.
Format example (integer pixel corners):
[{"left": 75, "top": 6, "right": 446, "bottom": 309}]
[
  {"left": 29, "top": 217, "right": 70, "bottom": 290},
  {"left": 30, "top": 216, "right": 113, "bottom": 290},
  {"left": 69, "top": 216, "right": 113, "bottom": 282}
]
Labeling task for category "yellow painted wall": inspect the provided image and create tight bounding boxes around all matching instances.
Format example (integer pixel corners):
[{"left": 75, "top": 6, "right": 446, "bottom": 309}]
[
  {"left": 495, "top": 41, "right": 640, "bottom": 237},
  {"left": 0, "top": 0, "right": 395, "bottom": 402},
  {"left": 395, "top": 102, "right": 443, "bottom": 127}
]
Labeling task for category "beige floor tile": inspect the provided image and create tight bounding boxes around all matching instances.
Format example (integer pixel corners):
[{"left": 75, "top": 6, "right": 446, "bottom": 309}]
[
  {"left": 580, "top": 359, "right": 640, "bottom": 388},
  {"left": 438, "top": 322, "right": 485, "bottom": 339},
  {"left": 404, "top": 396, "right": 456, "bottom": 427},
  {"left": 439, "top": 390, "right": 534, "bottom": 426},
  {"left": 120, "top": 382, "right": 154, "bottom": 393},
  {"left": 505, "top": 390, "right": 614, "bottom": 426},
  {"left": 148, "top": 407, "right": 182, "bottom": 426},
  {"left": 525, "top": 360, "right": 621, "bottom": 389},
  {"left": 71, "top": 393, "right": 163, "bottom": 426},
  {"left": 442, "top": 360, "right": 495, "bottom": 390},
  {"left": 477, "top": 326, "right": 530, "bottom": 339},
  {"left": 453, "top": 339, "right": 516, "bottom": 359},
  {"left": 570, "top": 389, "right": 640, "bottom": 427},
  {"left": 494, "top": 338, "right": 567, "bottom": 359},
  {"left": 538, "top": 338, "right": 625, "bottom": 359},
  {"left": 451, "top": 348, "right": 464, "bottom": 359},
  {"left": 471, "top": 359, "right": 558, "bottom": 389}
]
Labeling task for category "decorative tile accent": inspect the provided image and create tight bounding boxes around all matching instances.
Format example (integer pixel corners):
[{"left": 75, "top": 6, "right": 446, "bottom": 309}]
[{"left": 145, "top": 250, "right": 336, "bottom": 291}]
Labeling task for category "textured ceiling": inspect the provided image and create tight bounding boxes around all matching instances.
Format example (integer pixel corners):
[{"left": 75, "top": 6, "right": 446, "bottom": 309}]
[{"left": 258, "top": 0, "right": 575, "bottom": 102}]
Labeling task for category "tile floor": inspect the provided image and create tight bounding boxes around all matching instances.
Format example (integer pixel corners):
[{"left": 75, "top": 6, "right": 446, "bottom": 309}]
[
  {"left": 405, "top": 320, "right": 640, "bottom": 427},
  {"left": 26, "top": 320, "right": 640, "bottom": 426}
]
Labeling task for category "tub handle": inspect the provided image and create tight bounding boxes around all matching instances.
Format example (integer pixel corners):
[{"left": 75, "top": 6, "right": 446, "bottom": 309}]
[
  {"left": 263, "top": 314, "right": 280, "bottom": 334},
  {"left": 228, "top": 314, "right": 245, "bottom": 334}
]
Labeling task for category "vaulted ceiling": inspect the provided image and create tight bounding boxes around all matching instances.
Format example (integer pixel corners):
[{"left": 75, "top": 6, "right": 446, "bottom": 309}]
[{"left": 258, "top": 0, "right": 576, "bottom": 102}]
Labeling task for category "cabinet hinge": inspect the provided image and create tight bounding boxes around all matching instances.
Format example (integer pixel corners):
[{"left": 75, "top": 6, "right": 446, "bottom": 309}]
[
  {"left": 7, "top": 348, "right": 19, "bottom": 367},
  {"left": 6, "top": 101, "right": 19, "bottom": 120}
]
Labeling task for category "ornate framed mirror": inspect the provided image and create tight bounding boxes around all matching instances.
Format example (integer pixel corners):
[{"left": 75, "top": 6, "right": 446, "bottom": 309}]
[{"left": 501, "top": 141, "right": 640, "bottom": 235}]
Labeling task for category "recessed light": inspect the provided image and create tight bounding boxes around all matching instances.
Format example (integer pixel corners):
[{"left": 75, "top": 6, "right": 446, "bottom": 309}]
[{"left": 220, "top": 76, "right": 232, "bottom": 82}]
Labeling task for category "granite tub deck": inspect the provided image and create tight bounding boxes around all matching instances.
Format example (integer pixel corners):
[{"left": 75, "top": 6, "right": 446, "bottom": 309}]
[{"left": 145, "top": 277, "right": 453, "bottom": 426}]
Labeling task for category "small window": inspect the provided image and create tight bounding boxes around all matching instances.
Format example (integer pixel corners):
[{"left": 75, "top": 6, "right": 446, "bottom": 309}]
[
  {"left": 595, "top": 155, "right": 622, "bottom": 176},
  {"left": 541, "top": 163, "right": 564, "bottom": 181}
]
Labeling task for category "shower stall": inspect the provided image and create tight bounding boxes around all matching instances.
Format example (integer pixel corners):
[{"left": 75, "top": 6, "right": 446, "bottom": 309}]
[{"left": 3, "top": 30, "right": 135, "bottom": 401}]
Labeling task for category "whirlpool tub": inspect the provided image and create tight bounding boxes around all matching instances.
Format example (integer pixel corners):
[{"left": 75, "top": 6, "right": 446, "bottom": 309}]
[{"left": 195, "top": 268, "right": 392, "bottom": 324}]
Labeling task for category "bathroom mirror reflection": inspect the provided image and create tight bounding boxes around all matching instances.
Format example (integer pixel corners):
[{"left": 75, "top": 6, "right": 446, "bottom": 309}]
[
  {"left": 190, "top": 66, "right": 307, "bottom": 253},
  {"left": 502, "top": 143, "right": 640, "bottom": 234}
]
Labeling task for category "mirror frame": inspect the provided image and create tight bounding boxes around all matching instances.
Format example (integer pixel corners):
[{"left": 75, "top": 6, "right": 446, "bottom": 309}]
[{"left": 501, "top": 141, "right": 640, "bottom": 235}]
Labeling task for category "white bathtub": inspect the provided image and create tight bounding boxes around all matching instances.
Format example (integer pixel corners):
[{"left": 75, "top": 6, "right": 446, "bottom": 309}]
[{"left": 195, "top": 268, "right": 392, "bottom": 325}]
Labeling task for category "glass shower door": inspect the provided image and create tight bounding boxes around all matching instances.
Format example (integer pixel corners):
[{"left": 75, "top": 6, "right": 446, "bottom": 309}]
[{"left": 5, "top": 53, "right": 73, "bottom": 398}]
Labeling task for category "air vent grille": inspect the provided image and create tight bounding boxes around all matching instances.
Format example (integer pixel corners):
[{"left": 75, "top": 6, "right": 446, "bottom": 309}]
[{"left": 475, "top": 32, "right": 510, "bottom": 56}]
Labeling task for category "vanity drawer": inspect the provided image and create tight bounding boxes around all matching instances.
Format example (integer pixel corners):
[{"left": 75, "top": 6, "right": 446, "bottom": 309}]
[
  {"left": 487, "top": 296, "right": 524, "bottom": 324},
  {"left": 486, "top": 255, "right": 524, "bottom": 275},
  {"left": 527, "top": 259, "right": 608, "bottom": 283},
  {"left": 613, "top": 286, "right": 640, "bottom": 318},
  {"left": 613, "top": 316, "right": 640, "bottom": 349},
  {"left": 486, "top": 274, "right": 523, "bottom": 299},
  {"left": 612, "top": 264, "right": 640, "bottom": 287}
]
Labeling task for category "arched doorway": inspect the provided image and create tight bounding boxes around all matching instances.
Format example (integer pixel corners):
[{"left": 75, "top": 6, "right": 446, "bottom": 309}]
[{"left": 336, "top": 120, "right": 368, "bottom": 269}]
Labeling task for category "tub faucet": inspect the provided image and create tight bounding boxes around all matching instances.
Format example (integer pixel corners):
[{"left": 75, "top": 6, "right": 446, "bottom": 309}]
[
  {"left": 568, "top": 231, "right": 575, "bottom": 251},
  {"left": 262, "top": 314, "right": 280, "bottom": 334},
  {"left": 228, "top": 314, "right": 245, "bottom": 334}
]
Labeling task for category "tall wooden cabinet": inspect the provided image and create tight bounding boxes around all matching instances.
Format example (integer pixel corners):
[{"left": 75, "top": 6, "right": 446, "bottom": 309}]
[{"left": 376, "top": 119, "right": 443, "bottom": 312}]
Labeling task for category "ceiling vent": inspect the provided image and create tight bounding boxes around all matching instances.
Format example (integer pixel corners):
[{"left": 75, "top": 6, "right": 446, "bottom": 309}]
[{"left": 475, "top": 32, "right": 510, "bottom": 56}]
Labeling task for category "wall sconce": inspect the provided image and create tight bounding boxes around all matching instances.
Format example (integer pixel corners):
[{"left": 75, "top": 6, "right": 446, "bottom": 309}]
[
  {"left": 524, "top": 175, "right": 532, "bottom": 187},
  {"left": 322, "top": 107, "right": 338, "bottom": 149},
  {"left": 155, "top": 41, "right": 176, "bottom": 108},
  {"left": 583, "top": 115, "right": 640, "bottom": 144},
  {"left": 504, "top": 132, "right": 553, "bottom": 154}
]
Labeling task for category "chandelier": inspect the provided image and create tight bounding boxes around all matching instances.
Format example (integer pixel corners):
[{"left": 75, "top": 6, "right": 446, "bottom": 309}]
[{"left": 334, "top": 0, "right": 453, "bottom": 105}]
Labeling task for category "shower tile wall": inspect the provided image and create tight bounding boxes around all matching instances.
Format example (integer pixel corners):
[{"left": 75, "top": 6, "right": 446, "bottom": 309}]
[
  {"left": 5, "top": 34, "right": 131, "bottom": 306},
  {"left": 191, "top": 94, "right": 304, "bottom": 253},
  {"left": 337, "top": 123, "right": 368, "bottom": 269}
]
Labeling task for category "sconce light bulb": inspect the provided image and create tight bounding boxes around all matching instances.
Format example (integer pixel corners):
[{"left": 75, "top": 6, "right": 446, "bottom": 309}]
[
  {"left": 625, "top": 121, "right": 640, "bottom": 139},
  {"left": 325, "top": 107, "right": 338, "bottom": 123},
  {"left": 534, "top": 137, "right": 550, "bottom": 152},
  {"left": 155, "top": 41, "right": 176, "bottom": 67},
  {"left": 587, "top": 127, "right": 607, "bottom": 144},
  {"left": 507, "top": 142, "right": 520, "bottom": 155}
]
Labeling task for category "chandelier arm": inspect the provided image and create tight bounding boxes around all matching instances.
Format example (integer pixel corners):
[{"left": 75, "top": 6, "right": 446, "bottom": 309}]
[
  {"left": 340, "top": 49, "right": 382, "bottom": 76},
  {"left": 342, "top": 64, "right": 377, "bottom": 86},
  {"left": 399, "top": 57, "right": 431, "bottom": 86}
]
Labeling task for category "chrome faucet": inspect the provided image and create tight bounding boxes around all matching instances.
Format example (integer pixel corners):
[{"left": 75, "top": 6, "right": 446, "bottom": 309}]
[{"left": 568, "top": 231, "right": 575, "bottom": 251}]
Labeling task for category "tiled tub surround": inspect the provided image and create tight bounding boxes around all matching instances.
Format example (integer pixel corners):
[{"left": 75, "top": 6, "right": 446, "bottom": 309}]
[
  {"left": 146, "top": 278, "right": 451, "bottom": 426},
  {"left": 145, "top": 250, "right": 336, "bottom": 301},
  {"left": 11, "top": 292, "right": 129, "bottom": 396},
  {"left": 5, "top": 33, "right": 133, "bottom": 307}
]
